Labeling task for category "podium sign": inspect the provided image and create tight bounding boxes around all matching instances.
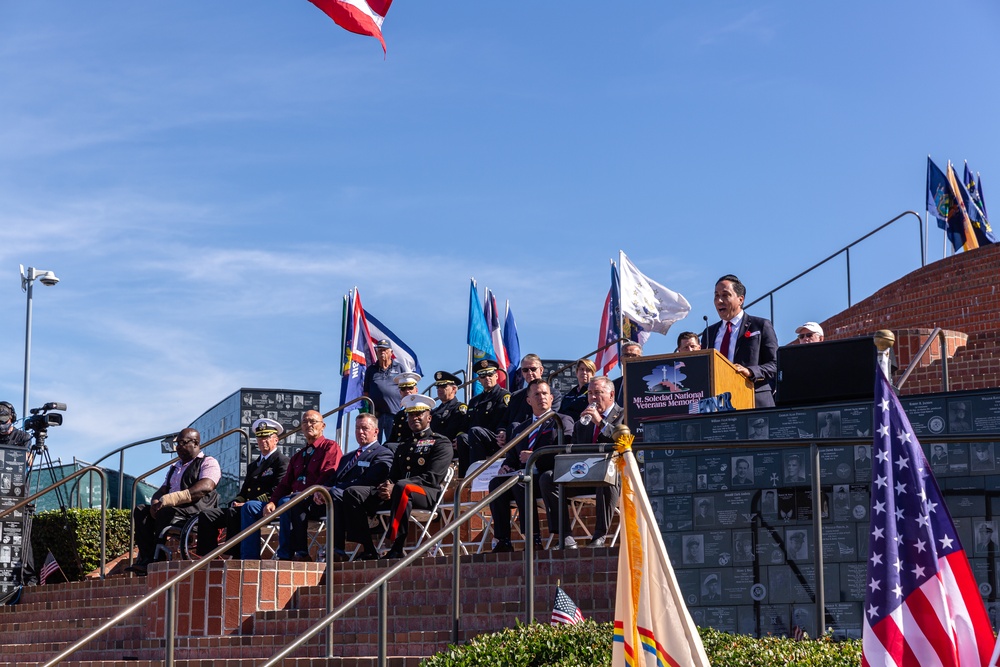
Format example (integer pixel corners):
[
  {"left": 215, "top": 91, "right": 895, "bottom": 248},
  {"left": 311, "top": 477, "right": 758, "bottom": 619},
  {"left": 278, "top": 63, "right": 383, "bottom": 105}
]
[{"left": 623, "top": 350, "right": 754, "bottom": 431}]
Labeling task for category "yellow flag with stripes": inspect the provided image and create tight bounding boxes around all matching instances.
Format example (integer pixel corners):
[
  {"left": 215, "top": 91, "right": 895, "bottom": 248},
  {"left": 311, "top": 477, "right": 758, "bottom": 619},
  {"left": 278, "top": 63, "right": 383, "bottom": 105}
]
[{"left": 612, "top": 431, "right": 710, "bottom": 667}]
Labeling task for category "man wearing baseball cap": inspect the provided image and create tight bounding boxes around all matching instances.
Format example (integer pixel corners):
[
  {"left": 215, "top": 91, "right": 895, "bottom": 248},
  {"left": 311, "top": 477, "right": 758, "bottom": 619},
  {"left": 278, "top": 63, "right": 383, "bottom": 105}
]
[
  {"left": 363, "top": 339, "right": 405, "bottom": 442},
  {"left": 795, "top": 322, "right": 824, "bottom": 344},
  {"left": 344, "top": 394, "right": 452, "bottom": 560},
  {"left": 196, "top": 418, "right": 289, "bottom": 557}
]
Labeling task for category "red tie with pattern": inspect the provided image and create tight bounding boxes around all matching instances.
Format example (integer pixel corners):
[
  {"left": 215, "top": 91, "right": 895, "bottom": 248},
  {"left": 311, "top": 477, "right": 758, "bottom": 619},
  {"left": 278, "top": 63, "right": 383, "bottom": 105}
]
[{"left": 720, "top": 321, "right": 733, "bottom": 358}]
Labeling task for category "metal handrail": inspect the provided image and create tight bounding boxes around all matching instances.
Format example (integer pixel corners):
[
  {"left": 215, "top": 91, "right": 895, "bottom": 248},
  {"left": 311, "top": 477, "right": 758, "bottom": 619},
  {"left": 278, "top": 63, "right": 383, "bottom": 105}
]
[
  {"left": 263, "top": 474, "right": 524, "bottom": 667},
  {"left": 0, "top": 466, "right": 108, "bottom": 578},
  {"left": 546, "top": 338, "right": 628, "bottom": 385},
  {"left": 276, "top": 396, "right": 374, "bottom": 444},
  {"left": 84, "top": 432, "right": 181, "bottom": 509},
  {"left": 46, "top": 485, "right": 335, "bottom": 667},
  {"left": 128, "top": 428, "right": 249, "bottom": 566},
  {"left": 451, "top": 409, "right": 564, "bottom": 642},
  {"left": 895, "top": 326, "right": 950, "bottom": 392},
  {"left": 421, "top": 369, "right": 469, "bottom": 395},
  {"left": 744, "top": 211, "right": 924, "bottom": 324}
]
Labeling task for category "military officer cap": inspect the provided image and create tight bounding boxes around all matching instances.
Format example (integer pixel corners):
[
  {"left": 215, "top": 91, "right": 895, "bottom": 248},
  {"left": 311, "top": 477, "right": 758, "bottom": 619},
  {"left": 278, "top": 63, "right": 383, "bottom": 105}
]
[
  {"left": 475, "top": 359, "right": 500, "bottom": 375},
  {"left": 401, "top": 394, "right": 436, "bottom": 413},
  {"left": 252, "top": 417, "right": 284, "bottom": 438},
  {"left": 434, "top": 371, "right": 461, "bottom": 386},
  {"left": 375, "top": 338, "right": 392, "bottom": 350},
  {"left": 395, "top": 372, "right": 422, "bottom": 388}
]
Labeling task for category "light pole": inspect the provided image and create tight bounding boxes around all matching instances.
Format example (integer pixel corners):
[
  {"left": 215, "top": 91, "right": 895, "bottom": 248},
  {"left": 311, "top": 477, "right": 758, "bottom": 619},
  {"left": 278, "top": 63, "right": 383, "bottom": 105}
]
[{"left": 20, "top": 265, "right": 60, "bottom": 423}]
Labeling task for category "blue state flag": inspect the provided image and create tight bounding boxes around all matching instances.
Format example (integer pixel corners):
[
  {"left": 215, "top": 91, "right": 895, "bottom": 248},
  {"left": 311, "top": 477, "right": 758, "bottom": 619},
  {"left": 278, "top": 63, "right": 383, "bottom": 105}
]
[
  {"left": 467, "top": 280, "right": 495, "bottom": 360},
  {"left": 503, "top": 301, "right": 522, "bottom": 391},
  {"left": 955, "top": 170, "right": 996, "bottom": 247},
  {"left": 964, "top": 161, "right": 991, "bottom": 224},
  {"left": 926, "top": 157, "right": 952, "bottom": 232}
]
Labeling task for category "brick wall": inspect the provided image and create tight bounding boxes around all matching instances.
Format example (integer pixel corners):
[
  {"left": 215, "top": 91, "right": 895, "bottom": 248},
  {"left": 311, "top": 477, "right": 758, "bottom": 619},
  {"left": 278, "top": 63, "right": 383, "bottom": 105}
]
[{"left": 818, "top": 243, "right": 1000, "bottom": 395}]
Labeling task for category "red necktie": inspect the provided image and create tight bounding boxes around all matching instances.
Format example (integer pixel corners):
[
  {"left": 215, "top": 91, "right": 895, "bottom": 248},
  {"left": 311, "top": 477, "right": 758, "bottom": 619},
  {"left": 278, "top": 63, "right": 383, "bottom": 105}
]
[{"left": 720, "top": 321, "right": 733, "bottom": 358}]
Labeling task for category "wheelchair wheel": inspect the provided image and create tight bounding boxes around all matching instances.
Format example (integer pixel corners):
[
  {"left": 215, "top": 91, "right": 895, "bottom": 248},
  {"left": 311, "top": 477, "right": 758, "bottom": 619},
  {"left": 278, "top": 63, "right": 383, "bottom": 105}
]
[{"left": 180, "top": 515, "right": 202, "bottom": 560}]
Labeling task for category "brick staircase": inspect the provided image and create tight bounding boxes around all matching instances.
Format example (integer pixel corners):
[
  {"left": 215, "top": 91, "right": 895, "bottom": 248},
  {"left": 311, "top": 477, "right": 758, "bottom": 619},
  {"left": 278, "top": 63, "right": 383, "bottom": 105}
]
[{"left": 0, "top": 548, "right": 618, "bottom": 666}]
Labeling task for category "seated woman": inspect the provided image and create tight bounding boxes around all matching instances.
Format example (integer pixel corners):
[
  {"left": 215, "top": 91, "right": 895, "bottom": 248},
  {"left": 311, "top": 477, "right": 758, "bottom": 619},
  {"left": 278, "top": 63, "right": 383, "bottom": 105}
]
[{"left": 557, "top": 358, "right": 595, "bottom": 423}]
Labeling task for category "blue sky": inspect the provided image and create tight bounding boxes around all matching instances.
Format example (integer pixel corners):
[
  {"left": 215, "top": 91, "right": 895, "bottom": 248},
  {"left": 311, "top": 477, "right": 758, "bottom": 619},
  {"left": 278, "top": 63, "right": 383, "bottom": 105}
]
[{"left": 2, "top": 2, "right": 998, "bottom": 472}]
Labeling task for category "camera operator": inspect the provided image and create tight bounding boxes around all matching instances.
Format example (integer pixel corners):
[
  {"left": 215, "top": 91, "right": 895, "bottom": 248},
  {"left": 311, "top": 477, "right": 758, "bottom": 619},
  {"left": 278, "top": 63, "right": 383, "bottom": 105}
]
[{"left": 0, "top": 402, "right": 37, "bottom": 585}]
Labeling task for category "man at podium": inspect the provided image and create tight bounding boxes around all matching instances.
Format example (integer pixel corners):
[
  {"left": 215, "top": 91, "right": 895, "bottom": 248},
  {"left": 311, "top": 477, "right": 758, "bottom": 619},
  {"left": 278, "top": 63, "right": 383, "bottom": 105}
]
[{"left": 703, "top": 274, "right": 778, "bottom": 408}]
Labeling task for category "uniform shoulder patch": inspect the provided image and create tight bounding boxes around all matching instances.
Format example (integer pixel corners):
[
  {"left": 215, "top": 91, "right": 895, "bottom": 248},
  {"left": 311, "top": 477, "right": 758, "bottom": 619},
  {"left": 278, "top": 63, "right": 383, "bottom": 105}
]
[
  {"left": 458, "top": 404, "right": 468, "bottom": 414},
  {"left": 503, "top": 394, "right": 511, "bottom": 406}
]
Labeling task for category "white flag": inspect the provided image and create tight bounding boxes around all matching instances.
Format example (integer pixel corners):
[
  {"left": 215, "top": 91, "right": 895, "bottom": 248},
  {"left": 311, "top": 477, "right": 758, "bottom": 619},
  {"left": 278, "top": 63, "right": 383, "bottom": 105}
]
[
  {"left": 613, "top": 435, "right": 710, "bottom": 667},
  {"left": 618, "top": 251, "right": 691, "bottom": 336}
]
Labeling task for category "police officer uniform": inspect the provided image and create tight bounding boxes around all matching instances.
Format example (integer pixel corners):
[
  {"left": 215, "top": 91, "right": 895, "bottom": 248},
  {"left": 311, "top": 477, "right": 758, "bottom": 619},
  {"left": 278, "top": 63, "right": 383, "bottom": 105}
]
[
  {"left": 455, "top": 359, "right": 510, "bottom": 475},
  {"left": 344, "top": 395, "right": 452, "bottom": 559},
  {"left": 386, "top": 372, "right": 421, "bottom": 449},
  {"left": 430, "top": 371, "right": 468, "bottom": 441}
]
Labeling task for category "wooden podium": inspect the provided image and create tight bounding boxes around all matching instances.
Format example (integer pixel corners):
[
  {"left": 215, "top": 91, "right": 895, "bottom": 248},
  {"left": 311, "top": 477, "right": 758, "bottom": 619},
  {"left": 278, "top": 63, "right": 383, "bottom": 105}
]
[{"left": 622, "top": 349, "right": 755, "bottom": 428}]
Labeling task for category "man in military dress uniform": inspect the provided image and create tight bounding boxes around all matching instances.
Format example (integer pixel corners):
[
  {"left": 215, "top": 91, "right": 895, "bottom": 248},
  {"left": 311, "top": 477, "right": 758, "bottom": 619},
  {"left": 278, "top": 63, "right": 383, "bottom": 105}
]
[
  {"left": 455, "top": 359, "right": 510, "bottom": 476},
  {"left": 196, "top": 418, "right": 289, "bottom": 557},
  {"left": 385, "top": 372, "right": 421, "bottom": 448},
  {"left": 343, "top": 394, "right": 453, "bottom": 560},
  {"left": 431, "top": 371, "right": 468, "bottom": 442}
]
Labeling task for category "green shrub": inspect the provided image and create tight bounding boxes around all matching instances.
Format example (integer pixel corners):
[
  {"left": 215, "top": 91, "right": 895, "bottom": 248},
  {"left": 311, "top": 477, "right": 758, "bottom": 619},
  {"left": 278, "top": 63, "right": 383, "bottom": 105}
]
[
  {"left": 30, "top": 508, "right": 132, "bottom": 580},
  {"left": 421, "top": 623, "right": 863, "bottom": 667}
]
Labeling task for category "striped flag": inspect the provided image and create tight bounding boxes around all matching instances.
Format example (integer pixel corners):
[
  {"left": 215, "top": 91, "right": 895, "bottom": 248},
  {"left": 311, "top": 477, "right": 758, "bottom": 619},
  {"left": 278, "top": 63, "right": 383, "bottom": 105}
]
[
  {"left": 551, "top": 586, "right": 584, "bottom": 626},
  {"left": 863, "top": 369, "right": 994, "bottom": 667},
  {"left": 595, "top": 261, "right": 621, "bottom": 376},
  {"left": 613, "top": 433, "right": 710, "bottom": 667},
  {"left": 39, "top": 550, "right": 62, "bottom": 585},
  {"left": 484, "top": 289, "right": 509, "bottom": 388},
  {"left": 364, "top": 310, "right": 422, "bottom": 375},
  {"left": 307, "top": 0, "right": 393, "bottom": 53}
]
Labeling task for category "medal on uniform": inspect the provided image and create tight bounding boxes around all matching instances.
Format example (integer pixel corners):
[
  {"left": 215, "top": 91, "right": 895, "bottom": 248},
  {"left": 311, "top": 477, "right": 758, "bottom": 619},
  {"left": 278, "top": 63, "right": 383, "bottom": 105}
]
[{"left": 418, "top": 457, "right": 425, "bottom": 466}]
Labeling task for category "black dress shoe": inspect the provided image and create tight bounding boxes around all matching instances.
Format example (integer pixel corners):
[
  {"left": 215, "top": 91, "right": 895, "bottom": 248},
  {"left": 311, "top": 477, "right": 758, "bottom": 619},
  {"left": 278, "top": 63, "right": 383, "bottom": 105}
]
[
  {"left": 492, "top": 539, "right": 515, "bottom": 553},
  {"left": 358, "top": 550, "right": 381, "bottom": 561},
  {"left": 382, "top": 548, "right": 405, "bottom": 560}
]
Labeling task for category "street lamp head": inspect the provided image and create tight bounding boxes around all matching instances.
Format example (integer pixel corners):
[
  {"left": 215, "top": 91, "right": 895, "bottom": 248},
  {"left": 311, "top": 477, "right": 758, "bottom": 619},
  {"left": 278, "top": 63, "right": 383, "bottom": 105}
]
[{"left": 20, "top": 265, "right": 60, "bottom": 290}]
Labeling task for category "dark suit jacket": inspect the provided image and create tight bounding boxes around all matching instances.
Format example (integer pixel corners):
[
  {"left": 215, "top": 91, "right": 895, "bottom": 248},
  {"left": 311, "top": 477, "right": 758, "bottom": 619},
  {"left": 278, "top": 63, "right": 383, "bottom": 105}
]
[
  {"left": 504, "top": 413, "right": 575, "bottom": 473},
  {"left": 329, "top": 443, "right": 394, "bottom": 490},
  {"left": 703, "top": 313, "right": 778, "bottom": 408},
  {"left": 571, "top": 404, "right": 625, "bottom": 445},
  {"left": 235, "top": 451, "right": 290, "bottom": 503}
]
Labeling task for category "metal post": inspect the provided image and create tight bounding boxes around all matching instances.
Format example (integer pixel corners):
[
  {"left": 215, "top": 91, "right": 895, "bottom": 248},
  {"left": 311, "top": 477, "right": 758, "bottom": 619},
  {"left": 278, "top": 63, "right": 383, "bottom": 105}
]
[
  {"left": 118, "top": 450, "right": 125, "bottom": 509},
  {"left": 378, "top": 582, "right": 388, "bottom": 667},
  {"left": 845, "top": 246, "right": 852, "bottom": 307},
  {"left": 22, "top": 274, "right": 33, "bottom": 422},
  {"left": 165, "top": 587, "right": 176, "bottom": 666},
  {"left": 326, "top": 501, "right": 335, "bottom": 658},
  {"left": 525, "top": 470, "right": 536, "bottom": 625},
  {"left": 811, "top": 442, "right": 825, "bottom": 636}
]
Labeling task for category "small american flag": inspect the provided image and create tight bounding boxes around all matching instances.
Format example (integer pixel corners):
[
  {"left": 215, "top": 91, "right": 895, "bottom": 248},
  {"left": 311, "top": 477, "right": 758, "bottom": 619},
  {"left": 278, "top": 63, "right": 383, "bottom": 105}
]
[
  {"left": 39, "top": 550, "right": 62, "bottom": 585},
  {"left": 863, "top": 370, "right": 994, "bottom": 666},
  {"left": 551, "top": 585, "right": 584, "bottom": 626}
]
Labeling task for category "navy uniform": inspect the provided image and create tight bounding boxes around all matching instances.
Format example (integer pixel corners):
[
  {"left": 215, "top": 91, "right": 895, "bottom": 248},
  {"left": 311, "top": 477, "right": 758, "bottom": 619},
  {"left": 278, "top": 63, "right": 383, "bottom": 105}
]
[
  {"left": 386, "top": 372, "right": 421, "bottom": 449},
  {"left": 344, "top": 394, "right": 453, "bottom": 559},
  {"left": 455, "top": 359, "right": 510, "bottom": 475},
  {"left": 430, "top": 371, "right": 468, "bottom": 441}
]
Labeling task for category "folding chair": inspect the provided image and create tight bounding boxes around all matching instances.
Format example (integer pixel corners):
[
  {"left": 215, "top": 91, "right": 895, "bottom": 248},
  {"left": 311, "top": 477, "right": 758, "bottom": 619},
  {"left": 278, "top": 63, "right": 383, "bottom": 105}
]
[{"left": 377, "top": 465, "right": 456, "bottom": 556}]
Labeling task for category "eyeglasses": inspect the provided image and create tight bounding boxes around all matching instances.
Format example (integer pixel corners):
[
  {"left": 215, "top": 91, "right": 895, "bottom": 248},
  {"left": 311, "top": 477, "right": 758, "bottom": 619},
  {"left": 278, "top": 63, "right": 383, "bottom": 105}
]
[
  {"left": 176, "top": 438, "right": 198, "bottom": 446},
  {"left": 302, "top": 418, "right": 323, "bottom": 425},
  {"left": 477, "top": 371, "right": 496, "bottom": 378},
  {"left": 797, "top": 333, "right": 817, "bottom": 340},
  {"left": 520, "top": 367, "right": 542, "bottom": 374}
]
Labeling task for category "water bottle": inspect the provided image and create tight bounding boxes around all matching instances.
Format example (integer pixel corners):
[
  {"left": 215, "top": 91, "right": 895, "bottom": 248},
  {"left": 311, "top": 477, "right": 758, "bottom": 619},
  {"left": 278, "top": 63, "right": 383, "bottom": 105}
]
[{"left": 579, "top": 402, "right": 598, "bottom": 425}]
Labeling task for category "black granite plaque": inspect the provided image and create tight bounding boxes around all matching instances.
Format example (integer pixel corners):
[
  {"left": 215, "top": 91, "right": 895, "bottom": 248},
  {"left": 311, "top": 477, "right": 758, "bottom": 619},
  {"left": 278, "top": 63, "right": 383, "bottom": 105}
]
[
  {"left": 693, "top": 496, "right": 716, "bottom": 528},
  {"left": 674, "top": 568, "right": 701, "bottom": 607},
  {"left": 716, "top": 490, "right": 756, "bottom": 528},
  {"left": 697, "top": 455, "right": 731, "bottom": 491},
  {"left": 791, "top": 604, "right": 817, "bottom": 637},
  {"left": 973, "top": 395, "right": 1000, "bottom": 433},
  {"left": 704, "top": 416, "right": 743, "bottom": 442},
  {"left": 662, "top": 455, "right": 697, "bottom": 493},
  {"left": 737, "top": 605, "right": 759, "bottom": 636},
  {"left": 733, "top": 531, "right": 755, "bottom": 563},
  {"left": 776, "top": 490, "right": 797, "bottom": 522},
  {"left": 841, "top": 405, "right": 872, "bottom": 438},
  {"left": 819, "top": 446, "right": 854, "bottom": 484},
  {"left": 700, "top": 569, "right": 725, "bottom": 603},
  {"left": 728, "top": 566, "right": 758, "bottom": 604},
  {"left": 839, "top": 562, "right": 867, "bottom": 601},
  {"left": 758, "top": 604, "right": 790, "bottom": 636},
  {"left": 703, "top": 606, "right": 738, "bottom": 633},
  {"left": 702, "top": 530, "right": 733, "bottom": 567},
  {"left": 781, "top": 450, "right": 810, "bottom": 486},
  {"left": 853, "top": 445, "right": 873, "bottom": 482},
  {"left": 757, "top": 528, "right": 786, "bottom": 565},
  {"left": 644, "top": 461, "right": 666, "bottom": 493},
  {"left": 826, "top": 602, "right": 862, "bottom": 639},
  {"left": 772, "top": 410, "right": 816, "bottom": 440},
  {"left": 752, "top": 451, "right": 784, "bottom": 489},
  {"left": 679, "top": 533, "right": 705, "bottom": 567},
  {"left": 662, "top": 496, "right": 693, "bottom": 532},
  {"left": 970, "top": 443, "right": 998, "bottom": 473},
  {"left": 904, "top": 397, "right": 948, "bottom": 436},
  {"left": 948, "top": 494, "right": 986, "bottom": 517},
  {"left": 822, "top": 524, "right": 859, "bottom": 563}
]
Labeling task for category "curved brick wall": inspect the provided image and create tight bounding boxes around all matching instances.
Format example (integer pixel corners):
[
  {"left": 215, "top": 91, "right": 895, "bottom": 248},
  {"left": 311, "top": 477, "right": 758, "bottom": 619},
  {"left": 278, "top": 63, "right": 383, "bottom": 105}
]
[{"left": 819, "top": 243, "right": 1000, "bottom": 395}]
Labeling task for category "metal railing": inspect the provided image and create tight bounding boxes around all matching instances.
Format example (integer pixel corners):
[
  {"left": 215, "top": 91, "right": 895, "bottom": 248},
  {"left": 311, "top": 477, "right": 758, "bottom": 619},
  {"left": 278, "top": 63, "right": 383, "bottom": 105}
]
[
  {"left": 0, "top": 466, "right": 108, "bottom": 578},
  {"left": 546, "top": 338, "right": 627, "bottom": 385},
  {"left": 451, "top": 410, "right": 565, "bottom": 642},
  {"left": 895, "top": 327, "right": 951, "bottom": 392},
  {"left": 421, "top": 369, "right": 468, "bottom": 395},
  {"left": 86, "top": 432, "right": 180, "bottom": 509},
  {"left": 46, "top": 485, "right": 335, "bottom": 666},
  {"left": 745, "top": 211, "right": 924, "bottom": 324}
]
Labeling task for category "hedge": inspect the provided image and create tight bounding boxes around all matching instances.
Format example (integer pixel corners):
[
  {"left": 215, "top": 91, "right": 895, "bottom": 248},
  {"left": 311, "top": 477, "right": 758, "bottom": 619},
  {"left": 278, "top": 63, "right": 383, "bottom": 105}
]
[
  {"left": 30, "top": 508, "right": 133, "bottom": 580},
  {"left": 420, "top": 622, "right": 863, "bottom": 667}
]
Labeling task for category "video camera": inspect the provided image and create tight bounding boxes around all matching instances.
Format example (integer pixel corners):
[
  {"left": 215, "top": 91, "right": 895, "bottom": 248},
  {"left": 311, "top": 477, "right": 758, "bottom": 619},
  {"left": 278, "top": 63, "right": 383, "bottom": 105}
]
[{"left": 24, "top": 402, "right": 66, "bottom": 443}]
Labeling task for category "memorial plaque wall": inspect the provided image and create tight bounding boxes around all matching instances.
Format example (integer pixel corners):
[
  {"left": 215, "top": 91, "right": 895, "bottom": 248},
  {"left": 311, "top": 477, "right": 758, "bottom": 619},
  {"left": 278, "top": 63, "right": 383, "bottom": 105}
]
[{"left": 0, "top": 446, "right": 28, "bottom": 603}]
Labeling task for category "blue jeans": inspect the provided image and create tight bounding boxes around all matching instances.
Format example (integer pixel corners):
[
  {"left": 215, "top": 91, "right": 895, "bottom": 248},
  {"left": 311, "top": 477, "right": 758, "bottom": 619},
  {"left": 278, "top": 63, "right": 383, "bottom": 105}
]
[{"left": 240, "top": 496, "right": 294, "bottom": 559}]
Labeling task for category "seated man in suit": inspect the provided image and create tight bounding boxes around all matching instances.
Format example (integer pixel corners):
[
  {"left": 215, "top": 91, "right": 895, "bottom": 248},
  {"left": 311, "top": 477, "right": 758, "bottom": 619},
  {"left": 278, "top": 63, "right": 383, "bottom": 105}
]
[
  {"left": 539, "top": 376, "right": 622, "bottom": 549},
  {"left": 344, "top": 394, "right": 453, "bottom": 560},
  {"left": 288, "top": 413, "right": 394, "bottom": 561},
  {"left": 489, "top": 379, "right": 574, "bottom": 552},
  {"left": 703, "top": 274, "right": 778, "bottom": 408},
  {"left": 128, "top": 428, "right": 220, "bottom": 574},
  {"left": 241, "top": 410, "right": 343, "bottom": 559},
  {"left": 196, "top": 418, "right": 289, "bottom": 557}
]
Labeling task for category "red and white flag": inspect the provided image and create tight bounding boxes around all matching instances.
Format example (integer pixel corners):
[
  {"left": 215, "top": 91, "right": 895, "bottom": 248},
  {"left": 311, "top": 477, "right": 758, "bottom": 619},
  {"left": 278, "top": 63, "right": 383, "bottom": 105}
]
[{"left": 308, "top": 0, "right": 393, "bottom": 52}]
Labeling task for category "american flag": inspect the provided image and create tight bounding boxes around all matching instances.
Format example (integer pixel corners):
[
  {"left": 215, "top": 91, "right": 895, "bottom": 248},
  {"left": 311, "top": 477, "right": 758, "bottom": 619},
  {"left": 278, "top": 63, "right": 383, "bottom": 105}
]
[
  {"left": 39, "top": 550, "right": 62, "bottom": 585},
  {"left": 862, "top": 371, "right": 994, "bottom": 666},
  {"left": 551, "top": 586, "right": 584, "bottom": 626}
]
